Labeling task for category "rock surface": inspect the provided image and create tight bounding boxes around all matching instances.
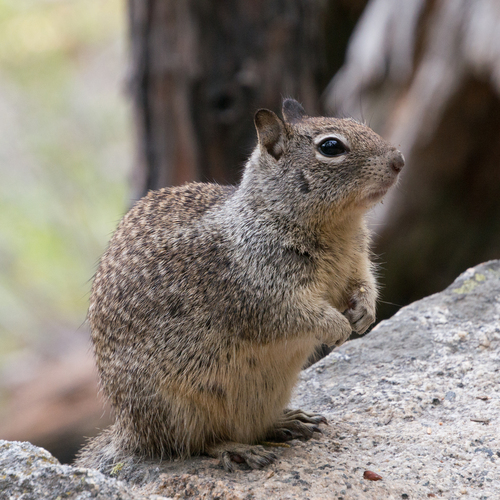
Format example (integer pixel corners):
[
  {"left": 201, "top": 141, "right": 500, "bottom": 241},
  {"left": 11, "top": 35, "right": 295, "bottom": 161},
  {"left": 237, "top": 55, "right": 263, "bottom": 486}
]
[
  {"left": 1, "top": 261, "right": 499, "bottom": 499},
  {"left": 0, "top": 440, "right": 158, "bottom": 500}
]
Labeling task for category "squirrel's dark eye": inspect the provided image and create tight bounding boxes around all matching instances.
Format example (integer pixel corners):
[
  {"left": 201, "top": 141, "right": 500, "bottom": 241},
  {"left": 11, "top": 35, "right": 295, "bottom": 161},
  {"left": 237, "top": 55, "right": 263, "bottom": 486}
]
[{"left": 318, "top": 138, "right": 347, "bottom": 157}]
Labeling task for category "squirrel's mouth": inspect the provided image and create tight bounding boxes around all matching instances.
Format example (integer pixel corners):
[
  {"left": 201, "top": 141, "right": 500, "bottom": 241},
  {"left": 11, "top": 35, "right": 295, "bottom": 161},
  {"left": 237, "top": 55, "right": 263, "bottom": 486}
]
[{"left": 361, "top": 179, "right": 396, "bottom": 205}]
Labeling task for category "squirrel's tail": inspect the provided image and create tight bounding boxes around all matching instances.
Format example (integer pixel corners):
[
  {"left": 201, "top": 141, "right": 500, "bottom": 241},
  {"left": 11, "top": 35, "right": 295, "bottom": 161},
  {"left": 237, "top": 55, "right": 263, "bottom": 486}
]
[{"left": 73, "top": 424, "right": 134, "bottom": 474}]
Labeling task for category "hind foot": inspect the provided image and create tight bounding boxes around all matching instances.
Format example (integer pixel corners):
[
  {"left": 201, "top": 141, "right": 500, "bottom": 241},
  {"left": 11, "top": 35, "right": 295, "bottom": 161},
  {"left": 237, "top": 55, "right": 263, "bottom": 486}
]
[
  {"left": 265, "top": 408, "right": 328, "bottom": 442},
  {"left": 207, "top": 442, "right": 278, "bottom": 472}
]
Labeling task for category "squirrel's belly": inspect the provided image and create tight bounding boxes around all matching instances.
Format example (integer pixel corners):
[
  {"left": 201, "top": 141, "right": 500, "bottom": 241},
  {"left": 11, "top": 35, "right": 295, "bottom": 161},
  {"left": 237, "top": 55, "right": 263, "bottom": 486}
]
[{"left": 202, "top": 335, "right": 319, "bottom": 444}]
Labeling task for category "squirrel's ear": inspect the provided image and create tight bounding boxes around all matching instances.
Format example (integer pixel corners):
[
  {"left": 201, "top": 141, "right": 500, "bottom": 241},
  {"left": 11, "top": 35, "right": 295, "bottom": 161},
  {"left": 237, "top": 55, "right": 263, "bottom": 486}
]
[
  {"left": 254, "top": 109, "right": 285, "bottom": 160},
  {"left": 282, "top": 99, "right": 306, "bottom": 124}
]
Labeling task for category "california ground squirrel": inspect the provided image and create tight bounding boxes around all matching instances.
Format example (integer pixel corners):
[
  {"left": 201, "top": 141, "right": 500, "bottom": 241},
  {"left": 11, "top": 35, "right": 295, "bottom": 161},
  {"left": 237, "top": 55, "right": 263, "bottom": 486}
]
[{"left": 76, "top": 99, "right": 404, "bottom": 472}]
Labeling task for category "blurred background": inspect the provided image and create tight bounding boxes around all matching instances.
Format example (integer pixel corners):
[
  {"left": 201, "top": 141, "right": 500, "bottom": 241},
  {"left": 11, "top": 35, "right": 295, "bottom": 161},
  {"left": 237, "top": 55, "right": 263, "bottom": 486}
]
[{"left": 1, "top": 0, "right": 499, "bottom": 464}]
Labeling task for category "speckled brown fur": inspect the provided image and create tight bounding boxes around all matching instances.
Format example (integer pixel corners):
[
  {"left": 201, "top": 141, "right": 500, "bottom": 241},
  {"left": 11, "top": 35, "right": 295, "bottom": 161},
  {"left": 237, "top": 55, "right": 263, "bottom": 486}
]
[{"left": 75, "top": 100, "right": 404, "bottom": 473}]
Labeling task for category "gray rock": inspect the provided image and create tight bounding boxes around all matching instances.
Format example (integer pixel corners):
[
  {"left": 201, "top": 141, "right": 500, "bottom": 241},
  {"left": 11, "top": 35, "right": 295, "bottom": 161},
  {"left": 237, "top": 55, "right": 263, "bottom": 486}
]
[
  {"left": 291, "top": 259, "right": 500, "bottom": 499},
  {"left": 2, "top": 261, "right": 499, "bottom": 499},
  {"left": 0, "top": 440, "right": 169, "bottom": 499}
]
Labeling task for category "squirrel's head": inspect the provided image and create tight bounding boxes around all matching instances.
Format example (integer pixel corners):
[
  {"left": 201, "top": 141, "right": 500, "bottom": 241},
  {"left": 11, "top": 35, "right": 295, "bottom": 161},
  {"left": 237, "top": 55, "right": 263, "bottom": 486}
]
[{"left": 250, "top": 99, "right": 404, "bottom": 220}]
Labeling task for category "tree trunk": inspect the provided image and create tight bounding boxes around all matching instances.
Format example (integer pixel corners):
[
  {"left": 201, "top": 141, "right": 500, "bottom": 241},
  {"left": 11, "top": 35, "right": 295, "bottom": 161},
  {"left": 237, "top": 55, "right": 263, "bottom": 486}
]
[
  {"left": 128, "top": 0, "right": 328, "bottom": 199},
  {"left": 325, "top": 0, "right": 500, "bottom": 320}
]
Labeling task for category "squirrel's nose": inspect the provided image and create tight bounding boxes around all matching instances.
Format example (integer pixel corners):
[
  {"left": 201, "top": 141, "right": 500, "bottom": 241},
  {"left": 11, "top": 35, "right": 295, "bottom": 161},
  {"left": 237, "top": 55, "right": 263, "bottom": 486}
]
[{"left": 390, "top": 150, "right": 405, "bottom": 173}]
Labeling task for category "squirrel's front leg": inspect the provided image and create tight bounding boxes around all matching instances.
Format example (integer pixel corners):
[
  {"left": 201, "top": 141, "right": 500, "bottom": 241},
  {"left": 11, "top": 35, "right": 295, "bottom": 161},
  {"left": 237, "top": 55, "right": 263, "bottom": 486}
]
[
  {"left": 344, "top": 283, "right": 377, "bottom": 335},
  {"left": 314, "top": 303, "right": 353, "bottom": 347}
]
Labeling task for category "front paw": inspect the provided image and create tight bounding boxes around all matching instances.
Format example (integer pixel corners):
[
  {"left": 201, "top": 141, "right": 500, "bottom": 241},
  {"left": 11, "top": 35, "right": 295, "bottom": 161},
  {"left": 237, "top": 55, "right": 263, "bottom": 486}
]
[
  {"left": 321, "top": 310, "right": 352, "bottom": 347},
  {"left": 344, "top": 292, "right": 375, "bottom": 335}
]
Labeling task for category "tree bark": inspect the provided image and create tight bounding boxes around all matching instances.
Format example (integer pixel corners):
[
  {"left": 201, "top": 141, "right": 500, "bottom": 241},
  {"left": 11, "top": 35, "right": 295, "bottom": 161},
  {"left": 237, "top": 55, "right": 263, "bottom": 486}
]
[
  {"left": 128, "top": 0, "right": 329, "bottom": 199},
  {"left": 325, "top": 0, "right": 500, "bottom": 320}
]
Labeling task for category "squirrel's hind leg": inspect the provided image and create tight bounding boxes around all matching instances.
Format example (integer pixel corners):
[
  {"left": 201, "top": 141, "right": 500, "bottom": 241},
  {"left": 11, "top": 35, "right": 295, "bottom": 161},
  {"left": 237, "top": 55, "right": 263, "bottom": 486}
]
[
  {"left": 206, "top": 442, "right": 278, "bottom": 472},
  {"left": 265, "top": 408, "right": 327, "bottom": 442}
]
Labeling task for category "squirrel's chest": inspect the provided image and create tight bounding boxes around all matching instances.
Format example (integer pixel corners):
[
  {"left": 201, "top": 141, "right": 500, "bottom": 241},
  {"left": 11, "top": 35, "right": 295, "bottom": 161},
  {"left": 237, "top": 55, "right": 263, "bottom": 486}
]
[{"left": 315, "top": 240, "right": 364, "bottom": 309}]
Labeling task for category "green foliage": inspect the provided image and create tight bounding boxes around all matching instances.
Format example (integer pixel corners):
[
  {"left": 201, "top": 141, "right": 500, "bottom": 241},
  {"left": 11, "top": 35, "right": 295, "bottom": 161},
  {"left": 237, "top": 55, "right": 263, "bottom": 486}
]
[{"left": 0, "top": 0, "right": 131, "bottom": 353}]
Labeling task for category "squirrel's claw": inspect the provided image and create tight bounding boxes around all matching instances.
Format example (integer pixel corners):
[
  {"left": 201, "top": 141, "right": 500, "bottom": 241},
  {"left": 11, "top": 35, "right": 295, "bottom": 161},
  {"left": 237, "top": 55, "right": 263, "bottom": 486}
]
[
  {"left": 344, "top": 302, "right": 375, "bottom": 335},
  {"left": 208, "top": 443, "right": 278, "bottom": 472},
  {"left": 265, "top": 408, "right": 328, "bottom": 442}
]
